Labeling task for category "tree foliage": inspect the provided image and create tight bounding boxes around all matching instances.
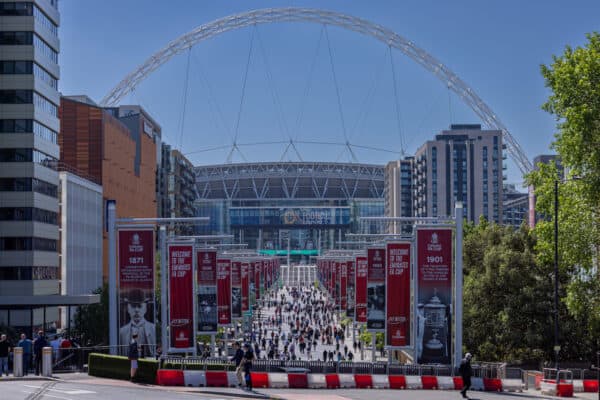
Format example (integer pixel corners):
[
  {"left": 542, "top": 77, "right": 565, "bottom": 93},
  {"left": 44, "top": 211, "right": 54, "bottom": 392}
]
[
  {"left": 509, "top": 31, "right": 600, "bottom": 361},
  {"left": 72, "top": 284, "right": 109, "bottom": 346},
  {"left": 463, "top": 221, "right": 552, "bottom": 363}
]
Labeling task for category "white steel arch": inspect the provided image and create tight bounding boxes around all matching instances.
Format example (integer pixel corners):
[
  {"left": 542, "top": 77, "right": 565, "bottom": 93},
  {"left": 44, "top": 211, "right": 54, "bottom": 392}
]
[{"left": 100, "top": 7, "right": 533, "bottom": 174}]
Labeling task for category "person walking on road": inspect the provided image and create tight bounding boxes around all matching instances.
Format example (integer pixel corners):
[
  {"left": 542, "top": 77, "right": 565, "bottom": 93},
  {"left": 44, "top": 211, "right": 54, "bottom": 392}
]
[
  {"left": 17, "top": 333, "right": 32, "bottom": 375},
  {"left": 459, "top": 352, "right": 473, "bottom": 398},
  {"left": 242, "top": 343, "right": 254, "bottom": 391},
  {"left": 128, "top": 333, "right": 139, "bottom": 381},
  {"left": 33, "top": 331, "right": 47, "bottom": 376},
  {"left": 0, "top": 334, "right": 11, "bottom": 376},
  {"left": 231, "top": 342, "right": 244, "bottom": 387}
]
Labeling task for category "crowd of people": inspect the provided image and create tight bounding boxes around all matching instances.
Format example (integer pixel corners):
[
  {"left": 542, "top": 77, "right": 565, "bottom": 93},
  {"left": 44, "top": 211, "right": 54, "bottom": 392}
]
[
  {"left": 240, "top": 285, "right": 364, "bottom": 364},
  {"left": 0, "top": 330, "right": 80, "bottom": 376}
]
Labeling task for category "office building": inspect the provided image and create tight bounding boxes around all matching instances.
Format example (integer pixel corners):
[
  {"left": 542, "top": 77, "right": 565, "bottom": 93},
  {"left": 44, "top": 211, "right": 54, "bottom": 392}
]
[
  {"left": 59, "top": 96, "right": 159, "bottom": 280},
  {"left": 413, "top": 124, "right": 505, "bottom": 223},
  {"left": 0, "top": 0, "right": 67, "bottom": 333}
]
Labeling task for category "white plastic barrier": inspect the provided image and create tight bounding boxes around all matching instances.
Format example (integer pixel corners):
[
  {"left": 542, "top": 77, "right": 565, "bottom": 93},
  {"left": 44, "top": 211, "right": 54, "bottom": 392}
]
[
  {"left": 471, "top": 377, "right": 485, "bottom": 391},
  {"left": 183, "top": 370, "right": 206, "bottom": 387},
  {"left": 540, "top": 380, "right": 557, "bottom": 396},
  {"left": 338, "top": 373, "right": 356, "bottom": 388},
  {"left": 572, "top": 380, "right": 584, "bottom": 393},
  {"left": 226, "top": 371, "right": 239, "bottom": 387},
  {"left": 437, "top": 376, "right": 455, "bottom": 390},
  {"left": 307, "top": 373, "right": 327, "bottom": 388},
  {"left": 372, "top": 374, "right": 390, "bottom": 389},
  {"left": 501, "top": 379, "right": 524, "bottom": 392},
  {"left": 268, "top": 373, "right": 289, "bottom": 388},
  {"left": 405, "top": 375, "right": 423, "bottom": 389}
]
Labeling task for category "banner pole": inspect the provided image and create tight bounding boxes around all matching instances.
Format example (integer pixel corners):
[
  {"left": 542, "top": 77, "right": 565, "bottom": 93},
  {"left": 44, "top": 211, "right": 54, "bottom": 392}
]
[
  {"left": 454, "top": 202, "right": 464, "bottom": 371},
  {"left": 372, "top": 332, "right": 376, "bottom": 362},
  {"left": 160, "top": 226, "right": 167, "bottom": 358},
  {"left": 107, "top": 201, "right": 117, "bottom": 355}
]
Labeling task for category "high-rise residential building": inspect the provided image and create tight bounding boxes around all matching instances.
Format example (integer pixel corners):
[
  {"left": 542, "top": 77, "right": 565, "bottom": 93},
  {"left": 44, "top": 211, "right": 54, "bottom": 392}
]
[
  {"left": 157, "top": 143, "right": 196, "bottom": 235},
  {"left": 0, "top": 0, "right": 64, "bottom": 333},
  {"left": 503, "top": 183, "right": 528, "bottom": 228},
  {"left": 413, "top": 124, "right": 505, "bottom": 223},
  {"left": 168, "top": 149, "right": 196, "bottom": 235},
  {"left": 59, "top": 96, "right": 159, "bottom": 281},
  {"left": 384, "top": 157, "right": 413, "bottom": 234}
]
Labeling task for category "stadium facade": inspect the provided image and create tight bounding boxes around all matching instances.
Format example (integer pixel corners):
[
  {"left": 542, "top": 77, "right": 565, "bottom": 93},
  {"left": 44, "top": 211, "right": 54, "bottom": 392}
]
[{"left": 194, "top": 162, "right": 385, "bottom": 261}]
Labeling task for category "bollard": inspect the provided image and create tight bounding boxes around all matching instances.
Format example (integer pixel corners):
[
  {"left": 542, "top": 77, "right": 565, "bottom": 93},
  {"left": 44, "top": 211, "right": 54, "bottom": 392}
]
[
  {"left": 13, "top": 347, "right": 23, "bottom": 377},
  {"left": 42, "top": 346, "right": 52, "bottom": 377}
]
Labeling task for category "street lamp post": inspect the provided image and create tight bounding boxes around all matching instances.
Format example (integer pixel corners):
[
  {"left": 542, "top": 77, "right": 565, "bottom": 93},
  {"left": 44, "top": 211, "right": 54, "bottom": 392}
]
[{"left": 553, "top": 179, "right": 560, "bottom": 371}]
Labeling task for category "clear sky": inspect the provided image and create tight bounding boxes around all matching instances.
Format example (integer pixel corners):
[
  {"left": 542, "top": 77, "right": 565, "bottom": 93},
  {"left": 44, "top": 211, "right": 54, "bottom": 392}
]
[{"left": 58, "top": 1, "right": 600, "bottom": 184}]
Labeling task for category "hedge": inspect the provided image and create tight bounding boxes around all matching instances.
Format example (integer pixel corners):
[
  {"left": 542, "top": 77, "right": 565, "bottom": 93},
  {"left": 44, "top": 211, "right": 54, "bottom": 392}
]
[{"left": 88, "top": 353, "right": 158, "bottom": 384}]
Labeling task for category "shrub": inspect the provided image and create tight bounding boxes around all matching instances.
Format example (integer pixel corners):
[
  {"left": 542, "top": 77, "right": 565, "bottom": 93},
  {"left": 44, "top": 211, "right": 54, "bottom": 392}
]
[{"left": 88, "top": 353, "right": 158, "bottom": 384}]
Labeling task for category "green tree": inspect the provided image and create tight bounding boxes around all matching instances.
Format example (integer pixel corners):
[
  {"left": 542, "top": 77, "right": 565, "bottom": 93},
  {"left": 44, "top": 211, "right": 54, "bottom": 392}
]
[
  {"left": 463, "top": 221, "right": 553, "bottom": 363},
  {"left": 525, "top": 31, "right": 600, "bottom": 359},
  {"left": 72, "top": 284, "right": 108, "bottom": 346}
]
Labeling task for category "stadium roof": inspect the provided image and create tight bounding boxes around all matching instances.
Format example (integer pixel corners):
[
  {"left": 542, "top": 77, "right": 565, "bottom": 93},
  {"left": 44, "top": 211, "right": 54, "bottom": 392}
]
[{"left": 195, "top": 162, "right": 385, "bottom": 200}]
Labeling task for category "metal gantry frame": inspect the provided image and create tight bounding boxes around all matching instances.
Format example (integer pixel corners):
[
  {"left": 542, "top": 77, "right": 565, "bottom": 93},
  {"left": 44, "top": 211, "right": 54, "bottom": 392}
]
[{"left": 99, "top": 7, "right": 532, "bottom": 175}]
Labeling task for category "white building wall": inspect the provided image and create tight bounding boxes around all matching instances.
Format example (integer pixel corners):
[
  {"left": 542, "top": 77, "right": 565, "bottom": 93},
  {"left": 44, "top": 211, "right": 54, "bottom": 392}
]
[{"left": 59, "top": 172, "right": 103, "bottom": 296}]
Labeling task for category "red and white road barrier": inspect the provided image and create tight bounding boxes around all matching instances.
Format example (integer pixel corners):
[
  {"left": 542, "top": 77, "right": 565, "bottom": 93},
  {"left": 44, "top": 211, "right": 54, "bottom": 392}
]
[{"left": 156, "top": 369, "right": 537, "bottom": 393}]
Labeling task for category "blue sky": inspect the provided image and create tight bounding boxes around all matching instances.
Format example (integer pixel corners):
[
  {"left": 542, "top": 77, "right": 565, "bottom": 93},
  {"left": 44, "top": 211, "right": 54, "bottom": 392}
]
[{"left": 58, "top": 1, "right": 600, "bottom": 184}]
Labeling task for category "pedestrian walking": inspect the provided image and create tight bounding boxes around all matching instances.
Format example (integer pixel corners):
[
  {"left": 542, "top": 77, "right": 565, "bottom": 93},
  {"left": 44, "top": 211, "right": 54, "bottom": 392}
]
[
  {"left": 459, "top": 352, "right": 473, "bottom": 398},
  {"left": 17, "top": 333, "right": 32, "bottom": 375},
  {"left": 231, "top": 342, "right": 244, "bottom": 387},
  {"left": 33, "top": 330, "right": 47, "bottom": 376},
  {"left": 128, "top": 333, "right": 139, "bottom": 381},
  {"left": 0, "top": 334, "right": 11, "bottom": 376},
  {"left": 242, "top": 343, "right": 254, "bottom": 390}
]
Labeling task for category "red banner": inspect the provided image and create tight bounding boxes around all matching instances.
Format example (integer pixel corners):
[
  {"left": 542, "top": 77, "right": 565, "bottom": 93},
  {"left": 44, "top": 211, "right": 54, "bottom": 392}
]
[
  {"left": 386, "top": 242, "right": 412, "bottom": 347},
  {"left": 241, "top": 262, "right": 249, "bottom": 312},
  {"left": 168, "top": 244, "right": 194, "bottom": 349},
  {"left": 367, "top": 247, "right": 386, "bottom": 331},
  {"left": 231, "top": 261, "right": 242, "bottom": 319},
  {"left": 347, "top": 260, "right": 355, "bottom": 318},
  {"left": 355, "top": 256, "right": 368, "bottom": 323},
  {"left": 254, "top": 261, "right": 261, "bottom": 300},
  {"left": 118, "top": 228, "right": 155, "bottom": 349},
  {"left": 340, "top": 261, "right": 347, "bottom": 312},
  {"left": 196, "top": 249, "right": 218, "bottom": 333},
  {"left": 416, "top": 228, "right": 453, "bottom": 364},
  {"left": 216, "top": 258, "right": 231, "bottom": 325}
]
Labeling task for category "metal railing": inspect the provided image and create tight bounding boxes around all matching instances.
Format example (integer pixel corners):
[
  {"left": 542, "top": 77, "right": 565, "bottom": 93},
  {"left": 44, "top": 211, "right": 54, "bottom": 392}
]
[{"left": 52, "top": 344, "right": 158, "bottom": 372}]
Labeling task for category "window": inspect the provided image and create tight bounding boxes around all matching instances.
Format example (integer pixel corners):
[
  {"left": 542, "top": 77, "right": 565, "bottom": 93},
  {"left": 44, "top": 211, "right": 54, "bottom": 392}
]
[
  {"left": 0, "top": 208, "right": 57, "bottom": 224},
  {"left": 33, "top": 5, "right": 58, "bottom": 36},
  {"left": 0, "top": 120, "right": 57, "bottom": 143},
  {"left": 0, "top": 266, "right": 59, "bottom": 280},
  {"left": 0, "top": 31, "right": 33, "bottom": 45},
  {"left": 33, "top": 34, "right": 57, "bottom": 63},
  {"left": 33, "top": 63, "right": 58, "bottom": 89},
  {"left": 0, "top": 2, "right": 33, "bottom": 16},
  {"left": 0, "top": 148, "right": 57, "bottom": 167},
  {"left": 0, "top": 90, "right": 33, "bottom": 104},
  {"left": 0, "top": 60, "right": 33, "bottom": 74},
  {"left": 33, "top": 92, "right": 57, "bottom": 116}
]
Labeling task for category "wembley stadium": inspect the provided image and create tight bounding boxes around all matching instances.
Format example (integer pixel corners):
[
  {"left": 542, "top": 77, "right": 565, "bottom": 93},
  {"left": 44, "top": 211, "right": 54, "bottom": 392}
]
[{"left": 194, "top": 161, "right": 385, "bottom": 261}]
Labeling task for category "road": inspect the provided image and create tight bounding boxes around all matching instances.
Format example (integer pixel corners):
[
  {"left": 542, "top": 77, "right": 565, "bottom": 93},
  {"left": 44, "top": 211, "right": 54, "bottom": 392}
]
[{"left": 1, "top": 378, "right": 596, "bottom": 400}]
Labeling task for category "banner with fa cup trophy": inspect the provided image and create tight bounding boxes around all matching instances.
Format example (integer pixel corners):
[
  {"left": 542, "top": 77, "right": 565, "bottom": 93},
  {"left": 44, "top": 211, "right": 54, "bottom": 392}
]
[{"left": 416, "top": 228, "right": 453, "bottom": 364}]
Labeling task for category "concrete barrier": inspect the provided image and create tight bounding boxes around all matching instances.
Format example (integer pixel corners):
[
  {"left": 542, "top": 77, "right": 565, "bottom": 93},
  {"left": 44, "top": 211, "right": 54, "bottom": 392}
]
[
  {"left": 471, "top": 377, "right": 485, "bottom": 391},
  {"left": 404, "top": 375, "right": 422, "bottom": 389},
  {"left": 501, "top": 378, "right": 524, "bottom": 392}
]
